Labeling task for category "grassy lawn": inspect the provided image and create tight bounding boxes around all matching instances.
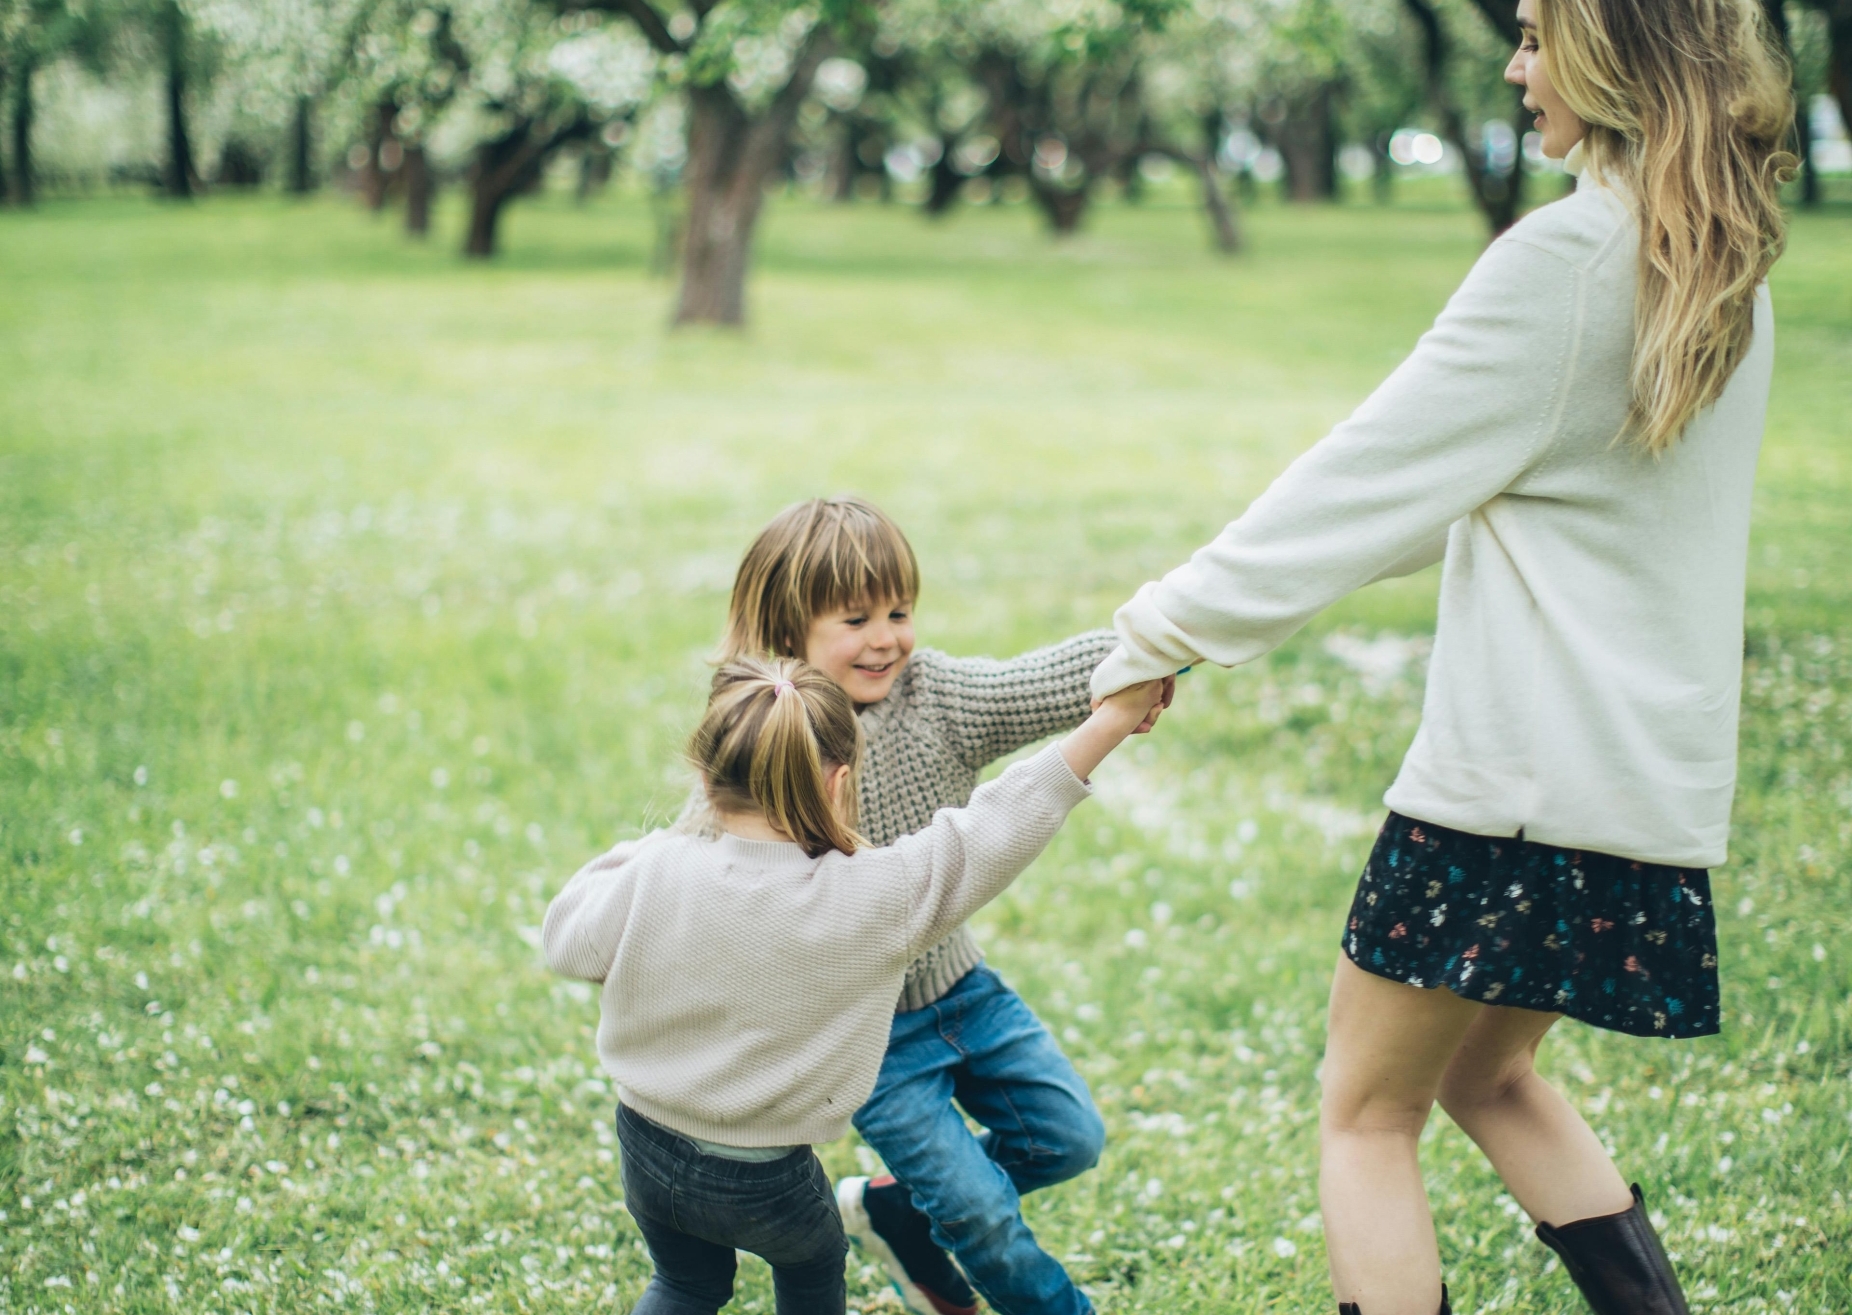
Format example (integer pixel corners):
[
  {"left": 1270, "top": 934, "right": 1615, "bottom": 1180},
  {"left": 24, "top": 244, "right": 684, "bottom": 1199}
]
[{"left": 1, "top": 181, "right": 1848, "bottom": 1314}]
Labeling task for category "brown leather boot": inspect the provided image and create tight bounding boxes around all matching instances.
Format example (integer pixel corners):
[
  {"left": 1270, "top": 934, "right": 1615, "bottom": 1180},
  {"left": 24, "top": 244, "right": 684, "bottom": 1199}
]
[
  {"left": 1338, "top": 1284, "right": 1450, "bottom": 1315},
  {"left": 1535, "top": 1184, "right": 1689, "bottom": 1315}
]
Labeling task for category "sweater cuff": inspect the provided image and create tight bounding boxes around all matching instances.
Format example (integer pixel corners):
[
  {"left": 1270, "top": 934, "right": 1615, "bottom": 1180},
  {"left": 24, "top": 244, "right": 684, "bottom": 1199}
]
[
  {"left": 1014, "top": 741, "right": 1095, "bottom": 810},
  {"left": 1090, "top": 644, "right": 1181, "bottom": 700}
]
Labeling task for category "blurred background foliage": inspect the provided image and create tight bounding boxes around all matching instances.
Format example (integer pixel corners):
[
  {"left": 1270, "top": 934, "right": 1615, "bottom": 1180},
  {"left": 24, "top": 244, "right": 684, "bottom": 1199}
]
[{"left": 1, "top": 0, "right": 1849, "bottom": 320}]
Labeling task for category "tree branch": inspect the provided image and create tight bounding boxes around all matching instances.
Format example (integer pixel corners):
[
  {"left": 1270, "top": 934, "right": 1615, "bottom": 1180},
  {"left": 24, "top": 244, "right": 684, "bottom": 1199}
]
[
  {"left": 575, "top": 0, "right": 687, "bottom": 54},
  {"left": 1459, "top": 0, "right": 1521, "bottom": 46}
]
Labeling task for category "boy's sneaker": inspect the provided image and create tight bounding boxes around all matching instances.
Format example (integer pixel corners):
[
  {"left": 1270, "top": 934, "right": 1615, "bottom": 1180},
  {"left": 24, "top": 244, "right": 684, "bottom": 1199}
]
[{"left": 837, "top": 1175, "right": 979, "bottom": 1315}]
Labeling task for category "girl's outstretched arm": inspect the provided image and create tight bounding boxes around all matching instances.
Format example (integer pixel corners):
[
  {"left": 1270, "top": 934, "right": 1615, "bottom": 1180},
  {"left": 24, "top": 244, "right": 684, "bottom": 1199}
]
[{"left": 877, "top": 680, "right": 1165, "bottom": 957}]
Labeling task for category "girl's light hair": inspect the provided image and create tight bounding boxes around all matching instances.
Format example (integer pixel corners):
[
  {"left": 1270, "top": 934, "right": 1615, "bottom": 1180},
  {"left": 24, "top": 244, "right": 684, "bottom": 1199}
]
[
  {"left": 689, "top": 657, "right": 865, "bottom": 858},
  {"left": 722, "top": 497, "right": 921, "bottom": 662},
  {"left": 1540, "top": 0, "right": 1794, "bottom": 454}
]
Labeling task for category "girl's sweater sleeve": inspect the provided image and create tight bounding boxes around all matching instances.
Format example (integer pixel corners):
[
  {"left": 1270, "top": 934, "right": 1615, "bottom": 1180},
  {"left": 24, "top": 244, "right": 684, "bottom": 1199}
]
[
  {"left": 914, "top": 631, "right": 1121, "bottom": 771},
  {"left": 1091, "top": 232, "right": 1585, "bottom": 699},
  {"left": 858, "top": 744, "right": 1092, "bottom": 959},
  {"left": 542, "top": 838, "right": 649, "bottom": 982}
]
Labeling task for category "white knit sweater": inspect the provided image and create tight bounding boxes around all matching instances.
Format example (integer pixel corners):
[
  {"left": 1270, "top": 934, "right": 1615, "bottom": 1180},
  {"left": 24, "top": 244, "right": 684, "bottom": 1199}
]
[
  {"left": 673, "top": 635, "right": 1116, "bottom": 1011},
  {"left": 543, "top": 745, "right": 1091, "bottom": 1148},
  {"left": 1092, "top": 176, "right": 1773, "bottom": 868}
]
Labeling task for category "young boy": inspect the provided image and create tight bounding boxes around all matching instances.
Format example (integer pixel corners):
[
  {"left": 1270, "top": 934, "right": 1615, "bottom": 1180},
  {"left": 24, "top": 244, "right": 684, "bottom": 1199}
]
[{"left": 695, "top": 496, "right": 1170, "bottom": 1315}]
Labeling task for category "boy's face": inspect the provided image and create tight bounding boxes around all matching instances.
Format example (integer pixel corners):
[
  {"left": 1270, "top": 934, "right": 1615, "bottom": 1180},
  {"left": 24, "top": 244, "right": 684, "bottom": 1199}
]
[{"left": 803, "top": 596, "right": 915, "bottom": 706}]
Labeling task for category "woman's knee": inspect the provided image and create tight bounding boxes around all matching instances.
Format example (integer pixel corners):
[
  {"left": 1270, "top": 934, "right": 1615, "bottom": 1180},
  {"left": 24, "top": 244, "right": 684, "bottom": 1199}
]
[
  {"left": 1435, "top": 1049, "right": 1535, "bottom": 1121},
  {"left": 1320, "top": 1083, "right": 1434, "bottom": 1142}
]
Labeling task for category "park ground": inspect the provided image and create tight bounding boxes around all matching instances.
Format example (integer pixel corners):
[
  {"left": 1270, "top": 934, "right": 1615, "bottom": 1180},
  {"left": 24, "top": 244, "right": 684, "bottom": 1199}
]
[{"left": 1, "top": 180, "right": 1849, "bottom": 1314}]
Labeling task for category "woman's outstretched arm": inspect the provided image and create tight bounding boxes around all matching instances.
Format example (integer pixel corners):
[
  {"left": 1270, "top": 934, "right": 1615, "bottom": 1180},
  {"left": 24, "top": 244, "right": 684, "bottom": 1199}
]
[{"left": 1091, "top": 229, "right": 1588, "bottom": 699}]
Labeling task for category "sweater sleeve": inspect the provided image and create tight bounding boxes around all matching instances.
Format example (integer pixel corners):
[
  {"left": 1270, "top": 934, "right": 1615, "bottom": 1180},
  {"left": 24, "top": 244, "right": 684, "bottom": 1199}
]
[
  {"left": 913, "top": 631, "right": 1121, "bottom": 771},
  {"left": 542, "top": 838, "right": 650, "bottom": 982},
  {"left": 854, "top": 744, "right": 1092, "bottom": 960},
  {"left": 1091, "top": 232, "right": 1585, "bottom": 698}
]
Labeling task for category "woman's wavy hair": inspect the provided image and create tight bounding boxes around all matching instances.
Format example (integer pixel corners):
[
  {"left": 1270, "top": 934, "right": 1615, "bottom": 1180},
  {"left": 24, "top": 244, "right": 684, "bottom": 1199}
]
[
  {"left": 1540, "top": 0, "right": 1795, "bottom": 453},
  {"left": 688, "top": 657, "right": 865, "bottom": 859}
]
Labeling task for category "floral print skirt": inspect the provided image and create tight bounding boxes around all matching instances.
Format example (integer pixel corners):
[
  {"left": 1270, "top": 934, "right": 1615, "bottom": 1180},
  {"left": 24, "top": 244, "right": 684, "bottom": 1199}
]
[{"left": 1343, "top": 812, "right": 1720, "bottom": 1039}]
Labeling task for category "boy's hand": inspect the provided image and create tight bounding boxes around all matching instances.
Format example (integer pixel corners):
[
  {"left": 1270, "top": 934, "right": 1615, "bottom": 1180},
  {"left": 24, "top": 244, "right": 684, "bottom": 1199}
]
[
  {"left": 1062, "top": 679, "right": 1166, "bottom": 781},
  {"left": 1093, "top": 672, "right": 1177, "bottom": 733}
]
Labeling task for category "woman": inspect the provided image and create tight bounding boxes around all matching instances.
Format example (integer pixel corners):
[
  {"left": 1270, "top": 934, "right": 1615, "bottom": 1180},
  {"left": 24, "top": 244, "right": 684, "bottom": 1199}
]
[{"left": 1088, "top": 1, "right": 1794, "bottom": 1311}]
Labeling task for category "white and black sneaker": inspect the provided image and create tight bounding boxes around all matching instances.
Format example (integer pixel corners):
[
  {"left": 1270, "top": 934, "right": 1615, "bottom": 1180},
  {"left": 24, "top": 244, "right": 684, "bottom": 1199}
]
[{"left": 837, "top": 1175, "right": 979, "bottom": 1315}]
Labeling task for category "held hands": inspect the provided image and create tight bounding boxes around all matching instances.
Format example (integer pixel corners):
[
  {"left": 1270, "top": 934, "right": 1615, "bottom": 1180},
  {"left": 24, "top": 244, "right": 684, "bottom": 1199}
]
[
  {"left": 1091, "top": 672, "right": 1177, "bottom": 734},
  {"left": 1061, "top": 679, "right": 1169, "bottom": 783}
]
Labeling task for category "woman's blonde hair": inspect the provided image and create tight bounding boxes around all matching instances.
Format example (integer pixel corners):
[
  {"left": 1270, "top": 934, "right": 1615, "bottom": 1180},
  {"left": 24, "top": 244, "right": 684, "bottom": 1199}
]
[
  {"left": 689, "top": 657, "right": 865, "bottom": 858},
  {"left": 722, "top": 497, "right": 920, "bottom": 662},
  {"left": 1540, "top": 0, "right": 1794, "bottom": 454}
]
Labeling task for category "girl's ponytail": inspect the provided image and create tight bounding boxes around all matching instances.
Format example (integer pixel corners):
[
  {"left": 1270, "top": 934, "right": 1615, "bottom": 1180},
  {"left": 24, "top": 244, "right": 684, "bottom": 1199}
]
[{"left": 689, "top": 657, "right": 864, "bottom": 858}]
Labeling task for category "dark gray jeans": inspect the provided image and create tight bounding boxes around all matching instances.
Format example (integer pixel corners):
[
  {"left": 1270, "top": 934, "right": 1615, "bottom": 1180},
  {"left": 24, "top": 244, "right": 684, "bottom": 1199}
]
[{"left": 616, "top": 1103, "right": 848, "bottom": 1315}]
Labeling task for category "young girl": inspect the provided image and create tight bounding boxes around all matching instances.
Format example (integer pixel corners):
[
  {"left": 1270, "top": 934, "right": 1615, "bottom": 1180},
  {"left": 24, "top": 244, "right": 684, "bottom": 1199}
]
[
  {"left": 1089, "top": 1, "right": 1792, "bottom": 1311},
  {"left": 703, "top": 496, "right": 1170, "bottom": 1315},
  {"left": 545, "top": 657, "right": 1164, "bottom": 1315}
]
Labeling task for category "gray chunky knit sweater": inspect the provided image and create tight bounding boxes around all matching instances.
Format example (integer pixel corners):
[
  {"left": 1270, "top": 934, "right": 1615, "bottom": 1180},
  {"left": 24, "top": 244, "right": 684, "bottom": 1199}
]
[
  {"left": 675, "top": 631, "right": 1117, "bottom": 1011},
  {"left": 860, "top": 631, "right": 1118, "bottom": 1010}
]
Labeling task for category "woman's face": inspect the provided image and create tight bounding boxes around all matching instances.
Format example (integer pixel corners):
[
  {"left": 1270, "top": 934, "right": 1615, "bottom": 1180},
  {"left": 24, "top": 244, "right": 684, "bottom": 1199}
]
[{"left": 1506, "top": 0, "right": 1588, "bottom": 160}]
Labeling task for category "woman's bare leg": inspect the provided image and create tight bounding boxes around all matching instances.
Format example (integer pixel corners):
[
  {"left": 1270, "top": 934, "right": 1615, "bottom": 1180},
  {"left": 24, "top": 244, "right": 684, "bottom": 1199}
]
[
  {"left": 1319, "top": 955, "right": 1481, "bottom": 1314},
  {"left": 1436, "top": 1006, "right": 1632, "bottom": 1226}
]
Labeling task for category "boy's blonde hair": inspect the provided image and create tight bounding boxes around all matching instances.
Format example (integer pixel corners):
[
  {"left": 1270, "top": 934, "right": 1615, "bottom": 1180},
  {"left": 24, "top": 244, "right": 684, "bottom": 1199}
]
[
  {"left": 722, "top": 497, "right": 921, "bottom": 662},
  {"left": 688, "top": 657, "right": 865, "bottom": 858}
]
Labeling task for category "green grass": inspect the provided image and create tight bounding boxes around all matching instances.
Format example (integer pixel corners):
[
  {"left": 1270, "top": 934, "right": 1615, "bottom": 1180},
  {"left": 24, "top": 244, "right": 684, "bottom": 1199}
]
[{"left": 1, "top": 181, "right": 1848, "bottom": 1314}]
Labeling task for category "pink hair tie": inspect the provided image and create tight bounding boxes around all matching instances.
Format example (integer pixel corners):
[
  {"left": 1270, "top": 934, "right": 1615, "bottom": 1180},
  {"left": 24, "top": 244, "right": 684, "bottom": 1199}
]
[{"left": 772, "top": 680, "right": 797, "bottom": 699}]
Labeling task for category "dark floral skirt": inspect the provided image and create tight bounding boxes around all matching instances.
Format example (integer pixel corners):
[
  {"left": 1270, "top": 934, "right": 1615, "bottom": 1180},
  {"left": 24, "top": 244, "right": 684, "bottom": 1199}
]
[{"left": 1343, "top": 812, "right": 1720, "bottom": 1039}]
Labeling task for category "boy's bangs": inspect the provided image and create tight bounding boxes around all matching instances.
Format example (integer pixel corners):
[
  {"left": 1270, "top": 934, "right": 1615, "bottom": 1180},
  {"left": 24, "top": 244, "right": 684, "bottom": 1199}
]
[
  {"left": 723, "top": 495, "right": 921, "bottom": 661},
  {"left": 806, "top": 522, "right": 919, "bottom": 617}
]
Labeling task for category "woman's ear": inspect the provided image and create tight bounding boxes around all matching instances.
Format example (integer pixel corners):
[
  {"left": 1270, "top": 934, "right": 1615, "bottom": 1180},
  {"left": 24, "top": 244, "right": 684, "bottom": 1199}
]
[{"left": 826, "top": 763, "right": 852, "bottom": 809}]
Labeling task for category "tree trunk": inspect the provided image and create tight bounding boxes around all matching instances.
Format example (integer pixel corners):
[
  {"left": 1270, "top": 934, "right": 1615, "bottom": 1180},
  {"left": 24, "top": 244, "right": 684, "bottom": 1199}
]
[
  {"left": 576, "top": 145, "right": 612, "bottom": 202},
  {"left": 923, "top": 147, "right": 962, "bottom": 216},
  {"left": 288, "top": 96, "right": 315, "bottom": 194},
  {"left": 1275, "top": 83, "right": 1338, "bottom": 202},
  {"left": 162, "top": 6, "right": 196, "bottom": 200},
  {"left": 10, "top": 54, "right": 32, "bottom": 206},
  {"left": 1194, "top": 155, "right": 1239, "bottom": 254},
  {"left": 0, "top": 62, "right": 9, "bottom": 206},
  {"left": 404, "top": 143, "right": 431, "bottom": 236},
  {"left": 466, "top": 150, "right": 518, "bottom": 259},
  {"left": 827, "top": 118, "right": 858, "bottom": 202},
  {"left": 1028, "top": 179, "right": 1089, "bottom": 233},
  {"left": 675, "top": 32, "right": 832, "bottom": 326},
  {"left": 362, "top": 101, "right": 396, "bottom": 211},
  {"left": 1402, "top": 0, "right": 1526, "bottom": 234},
  {"left": 1831, "top": 6, "right": 1852, "bottom": 158},
  {"left": 462, "top": 118, "right": 576, "bottom": 257},
  {"left": 1372, "top": 130, "right": 1394, "bottom": 204}
]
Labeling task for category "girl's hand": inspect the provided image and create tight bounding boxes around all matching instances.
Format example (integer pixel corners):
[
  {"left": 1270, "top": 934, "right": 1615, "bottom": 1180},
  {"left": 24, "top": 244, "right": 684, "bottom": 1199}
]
[
  {"left": 1063, "top": 679, "right": 1167, "bottom": 781},
  {"left": 1092, "top": 672, "right": 1178, "bottom": 733}
]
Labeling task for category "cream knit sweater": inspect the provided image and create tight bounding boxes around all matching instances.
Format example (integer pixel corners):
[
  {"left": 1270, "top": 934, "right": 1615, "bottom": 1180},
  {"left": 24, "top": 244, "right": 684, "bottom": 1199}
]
[
  {"left": 675, "top": 635, "right": 1116, "bottom": 1010},
  {"left": 542, "top": 746, "right": 1092, "bottom": 1148},
  {"left": 1092, "top": 175, "right": 1773, "bottom": 868}
]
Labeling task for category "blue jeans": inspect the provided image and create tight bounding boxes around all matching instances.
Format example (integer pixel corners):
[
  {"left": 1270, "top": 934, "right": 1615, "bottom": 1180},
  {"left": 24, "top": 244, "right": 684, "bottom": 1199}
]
[
  {"left": 852, "top": 965, "right": 1104, "bottom": 1315},
  {"left": 617, "top": 1104, "right": 849, "bottom": 1315}
]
